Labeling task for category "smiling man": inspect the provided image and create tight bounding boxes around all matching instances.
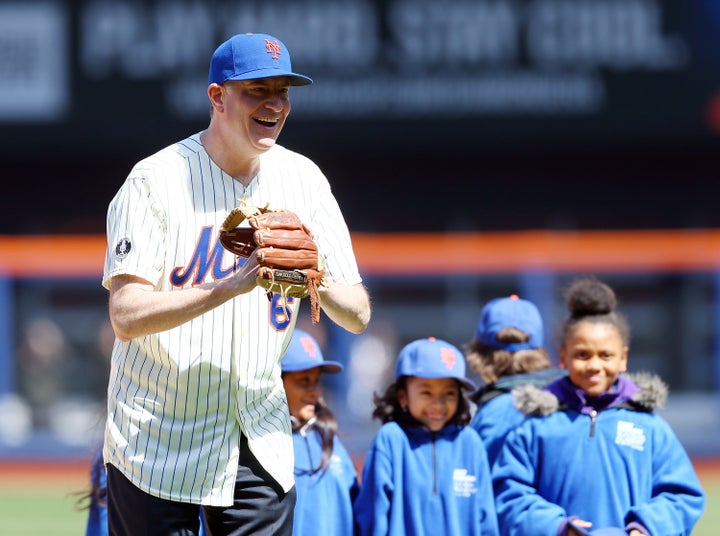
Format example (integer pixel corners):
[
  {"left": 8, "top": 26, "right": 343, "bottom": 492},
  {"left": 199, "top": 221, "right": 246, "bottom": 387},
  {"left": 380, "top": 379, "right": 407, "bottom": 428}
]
[{"left": 101, "top": 33, "right": 371, "bottom": 536}]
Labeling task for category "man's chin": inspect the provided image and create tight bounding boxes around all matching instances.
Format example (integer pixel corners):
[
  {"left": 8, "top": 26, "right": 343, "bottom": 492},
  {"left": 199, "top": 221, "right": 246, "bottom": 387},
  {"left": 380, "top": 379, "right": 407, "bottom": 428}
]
[{"left": 258, "top": 138, "right": 276, "bottom": 149}]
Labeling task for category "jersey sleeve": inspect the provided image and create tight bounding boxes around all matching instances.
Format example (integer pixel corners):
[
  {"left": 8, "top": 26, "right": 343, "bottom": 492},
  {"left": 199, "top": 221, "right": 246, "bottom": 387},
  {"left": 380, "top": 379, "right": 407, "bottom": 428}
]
[
  {"left": 307, "top": 171, "right": 362, "bottom": 286},
  {"left": 103, "top": 174, "right": 167, "bottom": 289}
]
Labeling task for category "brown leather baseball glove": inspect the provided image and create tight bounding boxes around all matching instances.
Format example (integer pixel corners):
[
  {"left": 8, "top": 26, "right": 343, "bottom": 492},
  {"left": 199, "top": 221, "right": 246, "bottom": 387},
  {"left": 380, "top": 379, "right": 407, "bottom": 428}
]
[{"left": 219, "top": 203, "right": 324, "bottom": 323}]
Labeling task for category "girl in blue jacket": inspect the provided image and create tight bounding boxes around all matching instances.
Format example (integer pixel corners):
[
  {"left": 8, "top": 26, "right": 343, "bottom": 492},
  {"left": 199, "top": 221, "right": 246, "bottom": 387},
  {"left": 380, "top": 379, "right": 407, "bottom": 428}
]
[
  {"left": 465, "top": 294, "right": 565, "bottom": 466},
  {"left": 82, "top": 446, "right": 107, "bottom": 536},
  {"left": 492, "top": 277, "right": 705, "bottom": 536},
  {"left": 354, "top": 337, "right": 499, "bottom": 536},
  {"left": 280, "top": 329, "right": 359, "bottom": 536}
]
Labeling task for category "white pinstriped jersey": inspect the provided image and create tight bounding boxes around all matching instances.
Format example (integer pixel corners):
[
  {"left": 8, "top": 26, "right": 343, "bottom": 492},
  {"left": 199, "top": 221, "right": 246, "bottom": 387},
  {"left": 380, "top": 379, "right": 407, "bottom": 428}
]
[{"left": 102, "top": 133, "right": 362, "bottom": 506}]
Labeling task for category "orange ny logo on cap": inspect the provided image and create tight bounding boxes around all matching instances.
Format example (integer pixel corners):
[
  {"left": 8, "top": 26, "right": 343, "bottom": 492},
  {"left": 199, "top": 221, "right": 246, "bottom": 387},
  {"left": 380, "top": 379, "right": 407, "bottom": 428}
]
[
  {"left": 265, "top": 39, "right": 281, "bottom": 59},
  {"left": 300, "top": 336, "right": 317, "bottom": 357},
  {"left": 440, "top": 347, "right": 456, "bottom": 370}
]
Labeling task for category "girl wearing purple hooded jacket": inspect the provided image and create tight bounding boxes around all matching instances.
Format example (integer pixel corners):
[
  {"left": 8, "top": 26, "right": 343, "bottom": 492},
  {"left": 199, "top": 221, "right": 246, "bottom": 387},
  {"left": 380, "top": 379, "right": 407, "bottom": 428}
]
[{"left": 492, "top": 277, "right": 705, "bottom": 536}]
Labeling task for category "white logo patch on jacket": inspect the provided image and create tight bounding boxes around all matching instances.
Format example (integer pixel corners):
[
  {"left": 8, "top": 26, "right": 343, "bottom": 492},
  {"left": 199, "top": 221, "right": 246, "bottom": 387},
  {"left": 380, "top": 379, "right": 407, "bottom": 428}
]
[
  {"left": 453, "top": 468, "right": 478, "bottom": 497},
  {"left": 615, "top": 420, "right": 646, "bottom": 451}
]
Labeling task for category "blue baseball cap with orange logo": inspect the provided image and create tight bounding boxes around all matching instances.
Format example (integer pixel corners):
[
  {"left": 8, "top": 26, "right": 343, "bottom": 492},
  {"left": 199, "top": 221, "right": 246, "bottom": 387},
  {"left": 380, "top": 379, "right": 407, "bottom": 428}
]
[
  {"left": 281, "top": 329, "right": 343, "bottom": 374},
  {"left": 476, "top": 295, "right": 544, "bottom": 351},
  {"left": 209, "top": 33, "right": 313, "bottom": 86},
  {"left": 395, "top": 337, "right": 477, "bottom": 391}
]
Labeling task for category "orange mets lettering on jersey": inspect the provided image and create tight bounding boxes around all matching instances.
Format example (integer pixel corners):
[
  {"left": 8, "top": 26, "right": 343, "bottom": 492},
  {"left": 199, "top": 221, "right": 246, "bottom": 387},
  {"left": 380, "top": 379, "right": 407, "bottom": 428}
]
[
  {"left": 170, "top": 226, "right": 242, "bottom": 286},
  {"left": 265, "top": 39, "right": 281, "bottom": 59},
  {"left": 440, "top": 347, "right": 457, "bottom": 370}
]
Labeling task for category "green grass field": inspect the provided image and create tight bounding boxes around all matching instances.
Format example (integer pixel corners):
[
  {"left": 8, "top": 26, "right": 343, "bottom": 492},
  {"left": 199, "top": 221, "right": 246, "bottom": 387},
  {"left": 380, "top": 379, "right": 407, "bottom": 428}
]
[
  {"left": 693, "top": 465, "right": 720, "bottom": 536},
  {"left": 1, "top": 460, "right": 717, "bottom": 535},
  {"left": 0, "top": 461, "right": 89, "bottom": 536},
  {"left": 0, "top": 489, "right": 87, "bottom": 536}
]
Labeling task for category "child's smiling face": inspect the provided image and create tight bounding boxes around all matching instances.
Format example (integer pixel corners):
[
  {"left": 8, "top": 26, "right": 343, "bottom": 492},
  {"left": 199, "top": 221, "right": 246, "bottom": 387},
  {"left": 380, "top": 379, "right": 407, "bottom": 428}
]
[
  {"left": 282, "top": 367, "right": 321, "bottom": 424},
  {"left": 560, "top": 320, "right": 628, "bottom": 397},
  {"left": 398, "top": 376, "right": 460, "bottom": 431}
]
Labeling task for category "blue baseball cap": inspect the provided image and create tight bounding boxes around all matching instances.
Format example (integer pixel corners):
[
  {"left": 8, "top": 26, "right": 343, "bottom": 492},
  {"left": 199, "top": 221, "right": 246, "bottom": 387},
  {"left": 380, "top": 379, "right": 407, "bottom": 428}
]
[
  {"left": 395, "top": 337, "right": 477, "bottom": 391},
  {"left": 476, "top": 295, "right": 544, "bottom": 352},
  {"left": 209, "top": 33, "right": 312, "bottom": 86},
  {"left": 281, "top": 329, "right": 343, "bottom": 374}
]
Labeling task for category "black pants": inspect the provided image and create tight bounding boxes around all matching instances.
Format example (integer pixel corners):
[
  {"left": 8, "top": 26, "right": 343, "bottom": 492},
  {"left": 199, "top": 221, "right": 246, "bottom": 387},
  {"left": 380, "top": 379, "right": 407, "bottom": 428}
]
[{"left": 107, "top": 435, "right": 296, "bottom": 536}]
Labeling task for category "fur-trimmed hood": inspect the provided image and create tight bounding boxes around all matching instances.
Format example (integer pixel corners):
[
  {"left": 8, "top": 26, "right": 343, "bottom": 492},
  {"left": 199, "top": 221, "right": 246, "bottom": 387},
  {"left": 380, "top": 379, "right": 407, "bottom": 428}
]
[{"left": 512, "top": 372, "right": 669, "bottom": 417}]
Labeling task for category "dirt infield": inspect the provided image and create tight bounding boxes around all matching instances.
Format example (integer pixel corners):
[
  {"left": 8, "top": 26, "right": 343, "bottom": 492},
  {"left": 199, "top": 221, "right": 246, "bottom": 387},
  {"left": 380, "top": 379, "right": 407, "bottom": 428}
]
[
  {"left": 693, "top": 457, "right": 720, "bottom": 478},
  {"left": 0, "top": 459, "right": 92, "bottom": 491}
]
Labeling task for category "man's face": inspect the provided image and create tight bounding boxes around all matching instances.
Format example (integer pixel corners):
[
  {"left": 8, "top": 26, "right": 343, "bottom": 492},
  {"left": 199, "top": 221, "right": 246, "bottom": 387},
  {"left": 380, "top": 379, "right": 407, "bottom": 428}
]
[{"left": 218, "top": 76, "right": 292, "bottom": 154}]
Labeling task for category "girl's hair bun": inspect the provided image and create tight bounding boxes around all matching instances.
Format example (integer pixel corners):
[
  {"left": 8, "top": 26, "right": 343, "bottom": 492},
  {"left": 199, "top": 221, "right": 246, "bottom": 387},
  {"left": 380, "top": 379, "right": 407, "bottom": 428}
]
[{"left": 566, "top": 277, "right": 617, "bottom": 317}]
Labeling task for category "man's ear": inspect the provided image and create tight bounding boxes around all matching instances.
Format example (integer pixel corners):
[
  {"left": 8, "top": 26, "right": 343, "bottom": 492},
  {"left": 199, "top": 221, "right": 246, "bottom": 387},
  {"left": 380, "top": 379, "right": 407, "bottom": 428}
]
[{"left": 207, "top": 83, "right": 225, "bottom": 112}]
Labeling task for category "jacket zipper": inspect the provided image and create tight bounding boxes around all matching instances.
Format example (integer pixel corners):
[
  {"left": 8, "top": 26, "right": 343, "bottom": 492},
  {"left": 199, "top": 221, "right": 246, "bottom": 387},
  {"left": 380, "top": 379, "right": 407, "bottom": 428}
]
[
  {"left": 589, "top": 410, "right": 598, "bottom": 437},
  {"left": 303, "top": 435, "right": 313, "bottom": 467},
  {"left": 432, "top": 432, "right": 438, "bottom": 494}
]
